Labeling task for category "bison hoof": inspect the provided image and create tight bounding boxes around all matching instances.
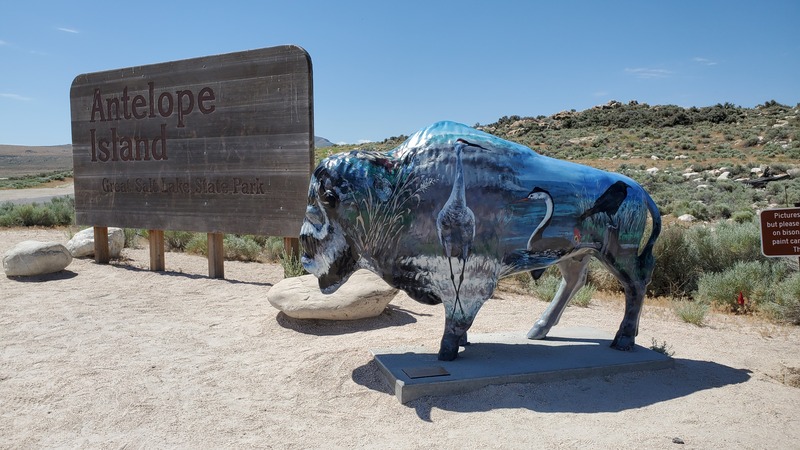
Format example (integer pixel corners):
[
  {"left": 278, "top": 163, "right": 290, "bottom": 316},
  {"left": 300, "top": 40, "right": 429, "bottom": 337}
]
[
  {"left": 438, "top": 334, "right": 462, "bottom": 361},
  {"left": 610, "top": 334, "right": 636, "bottom": 351},
  {"left": 526, "top": 323, "right": 549, "bottom": 340},
  {"left": 437, "top": 348, "right": 458, "bottom": 361}
]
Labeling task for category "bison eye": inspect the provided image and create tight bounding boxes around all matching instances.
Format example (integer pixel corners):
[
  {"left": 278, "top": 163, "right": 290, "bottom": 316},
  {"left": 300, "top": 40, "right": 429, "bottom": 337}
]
[{"left": 321, "top": 189, "right": 338, "bottom": 208}]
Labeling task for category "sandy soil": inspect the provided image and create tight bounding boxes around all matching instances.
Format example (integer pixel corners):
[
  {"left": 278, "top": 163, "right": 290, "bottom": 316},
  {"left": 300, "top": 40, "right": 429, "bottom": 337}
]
[{"left": 2, "top": 228, "right": 799, "bottom": 449}]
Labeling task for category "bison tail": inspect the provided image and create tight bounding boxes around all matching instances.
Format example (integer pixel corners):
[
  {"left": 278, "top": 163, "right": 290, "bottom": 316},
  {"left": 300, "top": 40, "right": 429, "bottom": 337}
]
[{"left": 638, "top": 191, "right": 662, "bottom": 283}]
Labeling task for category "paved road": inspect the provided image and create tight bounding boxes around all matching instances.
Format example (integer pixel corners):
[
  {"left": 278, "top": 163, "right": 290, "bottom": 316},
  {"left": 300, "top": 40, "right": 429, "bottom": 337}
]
[{"left": 0, "top": 183, "right": 74, "bottom": 205}]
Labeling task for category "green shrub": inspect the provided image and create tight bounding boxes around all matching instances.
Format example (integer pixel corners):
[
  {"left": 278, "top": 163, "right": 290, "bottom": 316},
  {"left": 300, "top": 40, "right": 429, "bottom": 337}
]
[
  {"left": 650, "top": 221, "right": 771, "bottom": 299},
  {"left": 570, "top": 283, "right": 595, "bottom": 307},
  {"left": 780, "top": 274, "right": 800, "bottom": 325},
  {"left": 673, "top": 299, "right": 708, "bottom": 325},
  {"left": 650, "top": 225, "right": 701, "bottom": 298},
  {"left": 731, "top": 210, "right": 755, "bottom": 223},
  {"left": 185, "top": 234, "right": 208, "bottom": 256},
  {"left": 649, "top": 338, "right": 675, "bottom": 356},
  {"left": 531, "top": 274, "right": 561, "bottom": 302},
  {"left": 123, "top": 228, "right": 145, "bottom": 249},
  {"left": 525, "top": 273, "right": 595, "bottom": 307},
  {"left": 223, "top": 235, "right": 263, "bottom": 262},
  {"left": 164, "top": 230, "right": 197, "bottom": 251},
  {"left": 0, "top": 170, "right": 74, "bottom": 190},
  {"left": 710, "top": 203, "right": 732, "bottom": 219},
  {"left": 696, "top": 220, "right": 765, "bottom": 274},
  {"left": 587, "top": 259, "right": 621, "bottom": 292},
  {"left": 0, "top": 197, "right": 74, "bottom": 227},
  {"left": 695, "top": 260, "right": 785, "bottom": 312},
  {"left": 18, "top": 204, "right": 54, "bottom": 226},
  {"left": 48, "top": 197, "right": 75, "bottom": 225},
  {"left": 281, "top": 249, "right": 307, "bottom": 278},
  {"left": 263, "top": 236, "right": 288, "bottom": 262},
  {"left": 759, "top": 273, "right": 800, "bottom": 324}
]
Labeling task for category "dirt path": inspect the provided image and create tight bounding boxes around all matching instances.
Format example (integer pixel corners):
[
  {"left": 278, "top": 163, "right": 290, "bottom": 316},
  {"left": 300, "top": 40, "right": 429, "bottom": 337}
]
[{"left": 1, "top": 228, "right": 799, "bottom": 448}]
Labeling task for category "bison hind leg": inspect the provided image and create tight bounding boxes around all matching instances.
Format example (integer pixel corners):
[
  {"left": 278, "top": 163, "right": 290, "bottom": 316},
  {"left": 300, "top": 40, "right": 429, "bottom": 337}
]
[
  {"left": 611, "top": 281, "right": 647, "bottom": 351},
  {"left": 605, "top": 248, "right": 656, "bottom": 351},
  {"left": 527, "top": 254, "right": 591, "bottom": 340}
]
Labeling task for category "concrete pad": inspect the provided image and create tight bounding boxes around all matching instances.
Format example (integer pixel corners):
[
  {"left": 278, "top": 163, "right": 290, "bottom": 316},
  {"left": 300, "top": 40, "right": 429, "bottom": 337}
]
[{"left": 371, "top": 327, "right": 674, "bottom": 403}]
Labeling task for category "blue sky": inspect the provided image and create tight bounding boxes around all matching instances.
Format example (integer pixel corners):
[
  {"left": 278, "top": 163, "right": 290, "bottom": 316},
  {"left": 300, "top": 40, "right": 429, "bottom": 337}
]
[{"left": 1, "top": 0, "right": 798, "bottom": 146}]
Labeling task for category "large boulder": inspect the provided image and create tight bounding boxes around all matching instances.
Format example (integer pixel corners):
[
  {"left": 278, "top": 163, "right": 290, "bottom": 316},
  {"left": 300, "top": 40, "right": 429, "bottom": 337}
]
[
  {"left": 67, "top": 227, "right": 125, "bottom": 258},
  {"left": 268, "top": 269, "right": 398, "bottom": 320},
  {"left": 3, "top": 241, "right": 72, "bottom": 277}
]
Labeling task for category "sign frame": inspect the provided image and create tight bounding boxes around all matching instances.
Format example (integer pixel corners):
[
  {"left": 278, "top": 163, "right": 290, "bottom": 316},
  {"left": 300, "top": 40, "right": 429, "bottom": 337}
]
[
  {"left": 70, "top": 45, "right": 314, "bottom": 238},
  {"left": 759, "top": 207, "right": 800, "bottom": 257}
]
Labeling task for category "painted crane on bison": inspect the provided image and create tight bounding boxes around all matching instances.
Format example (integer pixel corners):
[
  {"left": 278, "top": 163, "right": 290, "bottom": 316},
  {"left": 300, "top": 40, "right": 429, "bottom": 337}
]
[
  {"left": 436, "top": 138, "right": 485, "bottom": 324},
  {"left": 300, "top": 121, "right": 661, "bottom": 361}
]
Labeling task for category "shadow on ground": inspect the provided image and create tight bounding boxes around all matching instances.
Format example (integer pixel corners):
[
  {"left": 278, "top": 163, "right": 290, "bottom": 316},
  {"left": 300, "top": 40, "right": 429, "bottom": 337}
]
[
  {"left": 4, "top": 269, "right": 79, "bottom": 282},
  {"left": 106, "top": 260, "right": 273, "bottom": 286},
  {"left": 352, "top": 357, "right": 751, "bottom": 421},
  {"left": 275, "top": 305, "right": 426, "bottom": 336}
]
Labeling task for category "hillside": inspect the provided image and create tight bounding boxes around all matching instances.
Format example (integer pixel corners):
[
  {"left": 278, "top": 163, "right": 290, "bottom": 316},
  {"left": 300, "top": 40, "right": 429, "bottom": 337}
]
[
  {"left": 0, "top": 144, "right": 72, "bottom": 178},
  {"left": 2, "top": 101, "right": 798, "bottom": 222},
  {"left": 0, "top": 137, "right": 333, "bottom": 178},
  {"left": 341, "top": 100, "right": 800, "bottom": 222}
]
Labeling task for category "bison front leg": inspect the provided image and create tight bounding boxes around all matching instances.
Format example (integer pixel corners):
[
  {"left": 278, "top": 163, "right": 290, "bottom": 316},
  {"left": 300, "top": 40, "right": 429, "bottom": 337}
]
[
  {"left": 437, "top": 267, "right": 497, "bottom": 360},
  {"left": 438, "top": 317, "right": 472, "bottom": 361}
]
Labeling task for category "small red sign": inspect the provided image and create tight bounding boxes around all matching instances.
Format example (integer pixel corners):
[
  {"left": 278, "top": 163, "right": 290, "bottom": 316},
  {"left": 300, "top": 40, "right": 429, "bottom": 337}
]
[{"left": 760, "top": 207, "right": 800, "bottom": 257}]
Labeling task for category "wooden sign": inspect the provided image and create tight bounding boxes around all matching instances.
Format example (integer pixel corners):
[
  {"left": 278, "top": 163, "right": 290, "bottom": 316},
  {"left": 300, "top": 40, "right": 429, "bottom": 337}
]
[
  {"left": 70, "top": 45, "right": 314, "bottom": 237},
  {"left": 760, "top": 207, "right": 800, "bottom": 256}
]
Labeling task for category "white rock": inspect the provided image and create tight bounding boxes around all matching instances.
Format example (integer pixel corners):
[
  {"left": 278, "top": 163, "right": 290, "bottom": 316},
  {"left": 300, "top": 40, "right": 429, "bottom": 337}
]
[
  {"left": 568, "top": 135, "right": 597, "bottom": 144},
  {"left": 3, "top": 241, "right": 72, "bottom": 277},
  {"left": 678, "top": 214, "right": 696, "bottom": 223},
  {"left": 697, "top": 184, "right": 710, "bottom": 189},
  {"left": 651, "top": 155, "right": 659, "bottom": 160},
  {"left": 751, "top": 167, "right": 764, "bottom": 175},
  {"left": 67, "top": 227, "right": 125, "bottom": 258},
  {"left": 646, "top": 167, "right": 659, "bottom": 175},
  {"left": 717, "top": 171, "right": 730, "bottom": 180},
  {"left": 682, "top": 172, "right": 700, "bottom": 179},
  {"left": 267, "top": 269, "right": 398, "bottom": 320},
  {"left": 675, "top": 155, "right": 689, "bottom": 160}
]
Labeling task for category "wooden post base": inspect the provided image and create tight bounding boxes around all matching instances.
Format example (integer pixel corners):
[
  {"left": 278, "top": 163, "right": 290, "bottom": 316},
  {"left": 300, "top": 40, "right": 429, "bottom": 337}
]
[
  {"left": 284, "top": 237, "right": 300, "bottom": 259},
  {"left": 148, "top": 230, "right": 165, "bottom": 271},
  {"left": 93, "top": 226, "right": 110, "bottom": 264},
  {"left": 208, "top": 232, "right": 225, "bottom": 279}
]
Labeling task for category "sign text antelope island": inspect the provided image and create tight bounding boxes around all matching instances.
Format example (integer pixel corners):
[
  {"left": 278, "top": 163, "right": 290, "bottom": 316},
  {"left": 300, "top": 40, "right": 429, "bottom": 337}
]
[
  {"left": 70, "top": 45, "right": 314, "bottom": 237},
  {"left": 88, "top": 81, "right": 216, "bottom": 163}
]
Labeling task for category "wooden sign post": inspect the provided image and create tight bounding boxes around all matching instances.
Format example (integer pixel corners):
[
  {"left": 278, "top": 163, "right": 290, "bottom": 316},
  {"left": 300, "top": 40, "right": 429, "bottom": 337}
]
[{"left": 70, "top": 46, "right": 314, "bottom": 278}]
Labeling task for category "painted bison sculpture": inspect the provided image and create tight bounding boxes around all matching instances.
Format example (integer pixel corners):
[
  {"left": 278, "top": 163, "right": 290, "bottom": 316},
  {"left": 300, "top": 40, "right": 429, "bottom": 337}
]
[{"left": 300, "top": 121, "right": 661, "bottom": 361}]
